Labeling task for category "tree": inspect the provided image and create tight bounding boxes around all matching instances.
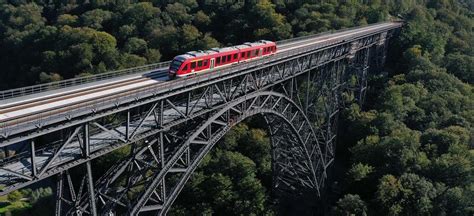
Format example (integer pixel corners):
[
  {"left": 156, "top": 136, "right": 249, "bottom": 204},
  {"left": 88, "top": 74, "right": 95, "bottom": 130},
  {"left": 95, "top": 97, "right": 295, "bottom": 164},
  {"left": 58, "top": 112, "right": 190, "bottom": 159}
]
[
  {"left": 121, "top": 53, "right": 146, "bottom": 68},
  {"left": 123, "top": 2, "right": 161, "bottom": 31},
  {"left": 376, "top": 173, "right": 438, "bottom": 215},
  {"left": 7, "top": 190, "right": 22, "bottom": 202},
  {"left": 334, "top": 194, "right": 368, "bottom": 216},
  {"left": 57, "top": 14, "right": 78, "bottom": 26},
  {"left": 144, "top": 48, "right": 162, "bottom": 63},
  {"left": 444, "top": 53, "right": 474, "bottom": 84},
  {"left": 172, "top": 149, "right": 272, "bottom": 215},
  {"left": 349, "top": 163, "right": 374, "bottom": 182},
  {"left": 123, "top": 37, "right": 147, "bottom": 54},
  {"left": 427, "top": 152, "right": 472, "bottom": 187},
  {"left": 80, "top": 9, "right": 113, "bottom": 30},
  {"left": 193, "top": 10, "right": 211, "bottom": 27},
  {"left": 249, "top": 0, "right": 292, "bottom": 40},
  {"left": 164, "top": 3, "right": 192, "bottom": 25},
  {"left": 39, "top": 72, "right": 62, "bottom": 83}
]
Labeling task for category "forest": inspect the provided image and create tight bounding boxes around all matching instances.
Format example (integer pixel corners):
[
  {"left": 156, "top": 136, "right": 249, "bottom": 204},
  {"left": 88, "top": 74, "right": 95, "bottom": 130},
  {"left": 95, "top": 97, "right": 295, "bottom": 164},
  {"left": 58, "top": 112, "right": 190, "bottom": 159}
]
[{"left": 0, "top": 0, "right": 472, "bottom": 215}]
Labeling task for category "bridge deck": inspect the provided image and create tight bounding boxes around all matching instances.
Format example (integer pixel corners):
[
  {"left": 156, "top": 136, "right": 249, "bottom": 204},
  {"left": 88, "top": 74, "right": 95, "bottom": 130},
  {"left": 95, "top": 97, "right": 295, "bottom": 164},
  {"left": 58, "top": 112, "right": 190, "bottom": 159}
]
[
  {"left": 0, "top": 21, "right": 402, "bottom": 195},
  {"left": 0, "top": 22, "right": 398, "bottom": 140}
]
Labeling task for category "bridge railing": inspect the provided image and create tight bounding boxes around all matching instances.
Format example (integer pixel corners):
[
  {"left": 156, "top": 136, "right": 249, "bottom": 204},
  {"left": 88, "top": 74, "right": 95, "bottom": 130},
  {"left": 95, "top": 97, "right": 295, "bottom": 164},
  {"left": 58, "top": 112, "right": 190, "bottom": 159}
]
[
  {"left": 0, "top": 22, "right": 400, "bottom": 102},
  {"left": 0, "top": 61, "right": 171, "bottom": 101},
  {"left": 276, "top": 21, "right": 389, "bottom": 45}
]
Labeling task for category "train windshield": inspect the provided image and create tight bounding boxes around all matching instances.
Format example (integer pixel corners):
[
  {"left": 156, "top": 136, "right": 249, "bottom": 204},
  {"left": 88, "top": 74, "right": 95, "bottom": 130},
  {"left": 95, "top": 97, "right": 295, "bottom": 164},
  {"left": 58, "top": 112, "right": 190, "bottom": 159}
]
[{"left": 170, "top": 60, "right": 183, "bottom": 71}]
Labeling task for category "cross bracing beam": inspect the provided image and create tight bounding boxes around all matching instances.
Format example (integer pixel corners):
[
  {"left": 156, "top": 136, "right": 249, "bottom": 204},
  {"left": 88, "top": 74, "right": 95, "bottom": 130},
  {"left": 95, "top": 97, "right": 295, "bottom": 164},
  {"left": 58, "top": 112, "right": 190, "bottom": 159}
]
[
  {"left": 0, "top": 22, "right": 401, "bottom": 215},
  {"left": 0, "top": 23, "right": 400, "bottom": 146},
  {"left": 0, "top": 34, "right": 386, "bottom": 194},
  {"left": 79, "top": 91, "right": 325, "bottom": 215}
]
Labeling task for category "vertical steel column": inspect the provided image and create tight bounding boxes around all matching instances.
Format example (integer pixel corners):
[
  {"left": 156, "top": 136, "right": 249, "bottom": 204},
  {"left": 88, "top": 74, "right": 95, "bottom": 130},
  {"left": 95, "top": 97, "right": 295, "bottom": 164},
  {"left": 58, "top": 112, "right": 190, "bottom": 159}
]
[
  {"left": 126, "top": 110, "right": 130, "bottom": 140},
  {"left": 84, "top": 124, "right": 98, "bottom": 216},
  {"left": 55, "top": 172, "right": 63, "bottom": 216},
  {"left": 305, "top": 71, "right": 310, "bottom": 113},
  {"left": 358, "top": 48, "right": 369, "bottom": 105},
  {"left": 289, "top": 77, "right": 294, "bottom": 100},
  {"left": 186, "top": 92, "right": 191, "bottom": 116},
  {"left": 159, "top": 100, "right": 164, "bottom": 128},
  {"left": 84, "top": 124, "right": 90, "bottom": 156},
  {"left": 30, "top": 140, "right": 37, "bottom": 177},
  {"left": 159, "top": 132, "right": 166, "bottom": 205},
  {"left": 86, "top": 163, "right": 97, "bottom": 216}
]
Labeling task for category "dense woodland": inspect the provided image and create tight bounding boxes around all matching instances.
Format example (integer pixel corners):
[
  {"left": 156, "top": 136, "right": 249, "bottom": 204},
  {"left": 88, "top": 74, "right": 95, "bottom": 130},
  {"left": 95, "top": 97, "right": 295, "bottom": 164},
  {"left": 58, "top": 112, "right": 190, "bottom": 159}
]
[{"left": 0, "top": 0, "right": 473, "bottom": 215}]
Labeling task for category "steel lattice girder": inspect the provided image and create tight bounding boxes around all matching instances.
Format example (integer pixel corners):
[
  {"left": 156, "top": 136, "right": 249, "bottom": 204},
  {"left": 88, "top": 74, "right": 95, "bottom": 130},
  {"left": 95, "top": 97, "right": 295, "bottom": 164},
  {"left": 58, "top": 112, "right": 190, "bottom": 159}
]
[
  {"left": 0, "top": 27, "right": 396, "bottom": 147},
  {"left": 75, "top": 49, "right": 375, "bottom": 215},
  {"left": 0, "top": 32, "right": 389, "bottom": 196},
  {"left": 79, "top": 91, "right": 326, "bottom": 215},
  {"left": 0, "top": 25, "right": 401, "bottom": 216}
]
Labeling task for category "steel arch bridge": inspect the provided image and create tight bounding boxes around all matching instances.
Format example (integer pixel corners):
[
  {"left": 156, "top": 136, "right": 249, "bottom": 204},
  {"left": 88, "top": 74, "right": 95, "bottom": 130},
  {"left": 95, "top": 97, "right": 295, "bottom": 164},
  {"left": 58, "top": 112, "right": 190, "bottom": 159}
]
[{"left": 0, "top": 22, "right": 402, "bottom": 215}]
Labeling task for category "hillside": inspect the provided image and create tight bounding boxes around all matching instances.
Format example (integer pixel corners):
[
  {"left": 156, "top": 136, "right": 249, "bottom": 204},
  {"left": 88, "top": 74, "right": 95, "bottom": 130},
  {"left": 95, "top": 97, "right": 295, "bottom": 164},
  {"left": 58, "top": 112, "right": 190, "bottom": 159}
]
[{"left": 0, "top": 0, "right": 472, "bottom": 215}]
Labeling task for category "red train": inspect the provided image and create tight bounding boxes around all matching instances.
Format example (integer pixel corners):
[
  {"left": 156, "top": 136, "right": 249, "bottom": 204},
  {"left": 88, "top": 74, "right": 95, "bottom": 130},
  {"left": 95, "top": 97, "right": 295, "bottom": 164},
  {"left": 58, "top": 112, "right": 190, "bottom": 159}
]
[{"left": 169, "top": 40, "right": 277, "bottom": 78}]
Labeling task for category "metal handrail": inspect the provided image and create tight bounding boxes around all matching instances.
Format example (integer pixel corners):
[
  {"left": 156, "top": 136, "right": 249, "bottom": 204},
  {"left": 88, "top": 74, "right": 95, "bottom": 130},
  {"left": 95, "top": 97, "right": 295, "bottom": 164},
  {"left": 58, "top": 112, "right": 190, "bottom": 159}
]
[
  {"left": 0, "top": 61, "right": 171, "bottom": 101},
  {"left": 0, "top": 21, "right": 396, "bottom": 101},
  {"left": 276, "top": 21, "right": 389, "bottom": 45},
  {"left": 0, "top": 23, "right": 402, "bottom": 138}
]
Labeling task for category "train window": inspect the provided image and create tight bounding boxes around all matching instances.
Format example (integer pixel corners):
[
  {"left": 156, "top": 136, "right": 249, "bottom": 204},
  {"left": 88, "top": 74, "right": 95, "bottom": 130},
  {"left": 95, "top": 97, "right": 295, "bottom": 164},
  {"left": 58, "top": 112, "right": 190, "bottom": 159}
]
[
  {"left": 241, "top": 52, "right": 246, "bottom": 58},
  {"left": 247, "top": 51, "right": 251, "bottom": 57},
  {"left": 255, "top": 50, "right": 259, "bottom": 56},
  {"left": 198, "top": 60, "right": 203, "bottom": 67},
  {"left": 203, "top": 60, "right": 208, "bottom": 66},
  {"left": 227, "top": 55, "right": 231, "bottom": 61},
  {"left": 191, "top": 62, "right": 196, "bottom": 69},
  {"left": 233, "top": 54, "right": 238, "bottom": 59},
  {"left": 264, "top": 47, "right": 267, "bottom": 53},
  {"left": 217, "top": 57, "right": 221, "bottom": 64},
  {"left": 183, "top": 64, "right": 188, "bottom": 70}
]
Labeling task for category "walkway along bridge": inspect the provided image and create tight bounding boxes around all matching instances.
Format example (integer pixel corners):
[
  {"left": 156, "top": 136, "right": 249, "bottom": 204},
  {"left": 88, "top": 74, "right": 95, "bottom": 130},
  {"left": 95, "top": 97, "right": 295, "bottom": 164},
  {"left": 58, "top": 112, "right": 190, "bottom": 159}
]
[{"left": 0, "top": 22, "right": 402, "bottom": 215}]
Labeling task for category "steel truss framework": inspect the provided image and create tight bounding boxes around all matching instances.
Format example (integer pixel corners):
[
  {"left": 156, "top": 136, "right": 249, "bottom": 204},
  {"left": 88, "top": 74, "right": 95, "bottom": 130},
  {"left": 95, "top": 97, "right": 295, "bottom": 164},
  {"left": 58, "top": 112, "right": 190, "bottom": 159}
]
[{"left": 0, "top": 26, "right": 399, "bottom": 215}]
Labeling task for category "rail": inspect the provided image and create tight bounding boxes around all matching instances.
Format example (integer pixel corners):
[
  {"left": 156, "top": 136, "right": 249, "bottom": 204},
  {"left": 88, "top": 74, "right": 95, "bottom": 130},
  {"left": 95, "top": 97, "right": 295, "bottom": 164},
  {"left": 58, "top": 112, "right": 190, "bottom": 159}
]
[
  {"left": 0, "top": 61, "right": 171, "bottom": 101},
  {"left": 0, "top": 21, "right": 402, "bottom": 101},
  {"left": 276, "top": 21, "right": 392, "bottom": 45}
]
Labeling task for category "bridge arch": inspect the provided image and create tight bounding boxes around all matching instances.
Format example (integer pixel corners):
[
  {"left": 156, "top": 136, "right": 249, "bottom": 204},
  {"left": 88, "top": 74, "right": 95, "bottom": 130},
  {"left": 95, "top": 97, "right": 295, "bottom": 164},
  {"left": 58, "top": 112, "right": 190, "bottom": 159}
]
[{"left": 126, "top": 91, "right": 328, "bottom": 215}]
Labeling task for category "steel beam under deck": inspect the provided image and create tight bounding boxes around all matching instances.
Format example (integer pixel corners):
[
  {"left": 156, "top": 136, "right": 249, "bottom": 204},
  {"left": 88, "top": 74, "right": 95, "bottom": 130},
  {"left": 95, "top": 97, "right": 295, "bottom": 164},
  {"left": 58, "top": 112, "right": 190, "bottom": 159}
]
[{"left": 0, "top": 22, "right": 402, "bottom": 215}]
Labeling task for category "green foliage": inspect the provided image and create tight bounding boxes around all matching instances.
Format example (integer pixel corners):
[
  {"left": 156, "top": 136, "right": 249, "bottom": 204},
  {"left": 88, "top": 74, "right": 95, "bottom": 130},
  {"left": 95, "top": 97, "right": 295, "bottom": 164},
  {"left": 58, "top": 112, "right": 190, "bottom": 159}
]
[
  {"left": 123, "top": 37, "right": 147, "bottom": 54},
  {"left": 80, "top": 9, "right": 113, "bottom": 30},
  {"left": 0, "top": 187, "right": 53, "bottom": 215},
  {"left": 172, "top": 147, "right": 272, "bottom": 215},
  {"left": 0, "top": 0, "right": 473, "bottom": 215},
  {"left": 39, "top": 72, "right": 62, "bottom": 83},
  {"left": 7, "top": 191, "right": 22, "bottom": 202},
  {"left": 334, "top": 194, "right": 368, "bottom": 216},
  {"left": 349, "top": 163, "right": 374, "bottom": 182},
  {"left": 444, "top": 53, "right": 474, "bottom": 84},
  {"left": 0, "top": 0, "right": 401, "bottom": 90},
  {"left": 336, "top": 1, "right": 474, "bottom": 215},
  {"left": 376, "top": 173, "right": 438, "bottom": 215}
]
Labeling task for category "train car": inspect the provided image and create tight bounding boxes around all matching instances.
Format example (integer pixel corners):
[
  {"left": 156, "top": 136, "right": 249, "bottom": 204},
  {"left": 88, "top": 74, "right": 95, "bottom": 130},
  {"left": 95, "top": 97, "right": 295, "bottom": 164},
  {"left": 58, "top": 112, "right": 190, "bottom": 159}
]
[{"left": 169, "top": 40, "right": 277, "bottom": 78}]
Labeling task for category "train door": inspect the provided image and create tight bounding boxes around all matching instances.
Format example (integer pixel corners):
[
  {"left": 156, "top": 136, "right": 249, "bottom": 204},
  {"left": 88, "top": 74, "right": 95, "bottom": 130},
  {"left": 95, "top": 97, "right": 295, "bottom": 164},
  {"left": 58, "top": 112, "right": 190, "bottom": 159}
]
[
  {"left": 210, "top": 58, "right": 215, "bottom": 69},
  {"left": 259, "top": 48, "right": 263, "bottom": 56}
]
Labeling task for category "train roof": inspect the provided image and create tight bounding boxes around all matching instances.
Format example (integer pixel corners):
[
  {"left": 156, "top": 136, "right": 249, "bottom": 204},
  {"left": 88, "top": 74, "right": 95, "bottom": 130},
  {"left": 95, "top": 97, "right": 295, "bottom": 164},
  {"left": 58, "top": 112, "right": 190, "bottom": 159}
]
[{"left": 174, "top": 40, "right": 275, "bottom": 60}]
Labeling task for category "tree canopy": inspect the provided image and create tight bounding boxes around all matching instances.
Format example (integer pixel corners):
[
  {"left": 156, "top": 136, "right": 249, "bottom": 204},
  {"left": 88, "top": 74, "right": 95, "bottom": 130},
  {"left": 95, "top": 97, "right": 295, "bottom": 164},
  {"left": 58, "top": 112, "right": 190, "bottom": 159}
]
[{"left": 0, "top": 0, "right": 472, "bottom": 215}]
